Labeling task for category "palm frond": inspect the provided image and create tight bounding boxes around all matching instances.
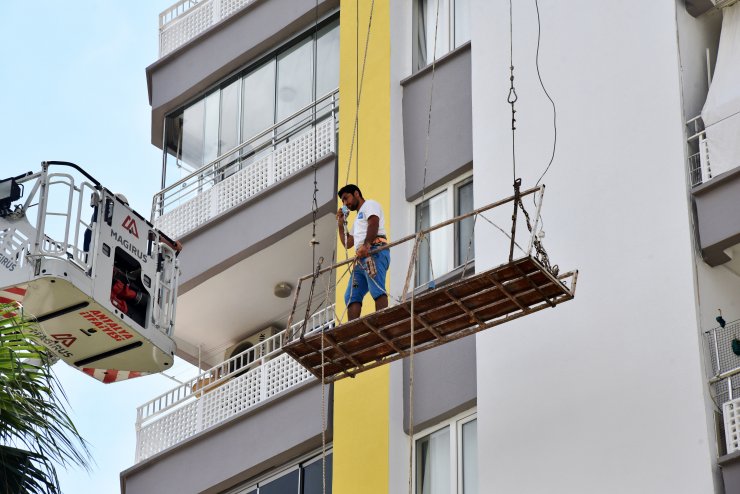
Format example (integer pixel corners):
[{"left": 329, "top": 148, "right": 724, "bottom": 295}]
[{"left": 0, "top": 302, "right": 91, "bottom": 494}]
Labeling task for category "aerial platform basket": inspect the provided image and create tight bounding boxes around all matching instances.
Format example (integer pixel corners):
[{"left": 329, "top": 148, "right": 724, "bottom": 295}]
[
  {"left": 0, "top": 162, "right": 180, "bottom": 383},
  {"left": 283, "top": 182, "right": 578, "bottom": 383}
]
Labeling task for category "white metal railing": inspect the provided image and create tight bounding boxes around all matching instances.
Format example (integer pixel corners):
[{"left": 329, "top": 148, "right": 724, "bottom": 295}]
[
  {"left": 687, "top": 115, "right": 712, "bottom": 187},
  {"left": 724, "top": 397, "right": 740, "bottom": 454},
  {"left": 152, "top": 90, "right": 338, "bottom": 240},
  {"left": 159, "top": 0, "right": 258, "bottom": 57},
  {"left": 134, "top": 304, "right": 336, "bottom": 462},
  {"left": 704, "top": 317, "right": 740, "bottom": 454}
]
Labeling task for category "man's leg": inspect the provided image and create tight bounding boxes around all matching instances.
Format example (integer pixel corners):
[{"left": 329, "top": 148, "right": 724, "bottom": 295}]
[
  {"left": 368, "top": 248, "right": 390, "bottom": 313},
  {"left": 345, "top": 263, "right": 368, "bottom": 321},
  {"left": 348, "top": 302, "right": 362, "bottom": 320}
]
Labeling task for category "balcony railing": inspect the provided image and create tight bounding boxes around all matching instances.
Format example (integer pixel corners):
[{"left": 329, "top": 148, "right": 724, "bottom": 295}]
[
  {"left": 134, "top": 304, "right": 336, "bottom": 463},
  {"left": 159, "top": 0, "right": 259, "bottom": 57},
  {"left": 152, "top": 90, "right": 338, "bottom": 240},
  {"left": 705, "top": 317, "right": 740, "bottom": 454},
  {"left": 687, "top": 115, "right": 712, "bottom": 187}
]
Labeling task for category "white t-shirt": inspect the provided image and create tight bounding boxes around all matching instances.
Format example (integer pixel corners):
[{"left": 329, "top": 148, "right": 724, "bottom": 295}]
[{"left": 351, "top": 199, "right": 386, "bottom": 246}]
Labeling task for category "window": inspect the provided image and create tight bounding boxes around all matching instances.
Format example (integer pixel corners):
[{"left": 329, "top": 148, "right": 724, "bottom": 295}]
[
  {"left": 414, "top": 0, "right": 470, "bottom": 71},
  {"left": 415, "top": 412, "right": 478, "bottom": 494},
  {"left": 228, "top": 451, "right": 332, "bottom": 494},
  {"left": 415, "top": 176, "right": 474, "bottom": 287},
  {"left": 162, "top": 18, "right": 339, "bottom": 189}
]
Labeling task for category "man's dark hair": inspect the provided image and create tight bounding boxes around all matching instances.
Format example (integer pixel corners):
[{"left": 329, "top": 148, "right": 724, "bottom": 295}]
[{"left": 337, "top": 184, "right": 362, "bottom": 198}]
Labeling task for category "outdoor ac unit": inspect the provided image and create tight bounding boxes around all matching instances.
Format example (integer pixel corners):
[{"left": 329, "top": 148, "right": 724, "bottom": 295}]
[
  {"left": 224, "top": 326, "right": 281, "bottom": 360},
  {"left": 713, "top": 0, "right": 740, "bottom": 8}
]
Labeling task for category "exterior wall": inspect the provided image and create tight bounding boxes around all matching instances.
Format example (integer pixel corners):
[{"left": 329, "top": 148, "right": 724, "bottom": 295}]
[
  {"left": 401, "top": 43, "right": 473, "bottom": 201},
  {"left": 402, "top": 335, "right": 476, "bottom": 433},
  {"left": 471, "top": 1, "right": 716, "bottom": 493},
  {"left": 333, "top": 2, "right": 391, "bottom": 494},
  {"left": 121, "top": 382, "right": 330, "bottom": 494},
  {"left": 676, "top": 5, "right": 733, "bottom": 489},
  {"left": 147, "top": 0, "right": 339, "bottom": 147},
  {"left": 176, "top": 157, "right": 336, "bottom": 293}
]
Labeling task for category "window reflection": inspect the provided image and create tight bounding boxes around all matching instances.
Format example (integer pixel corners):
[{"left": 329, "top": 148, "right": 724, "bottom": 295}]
[
  {"left": 461, "top": 419, "right": 478, "bottom": 494},
  {"left": 230, "top": 452, "right": 332, "bottom": 494},
  {"left": 203, "top": 91, "right": 220, "bottom": 165},
  {"left": 220, "top": 79, "right": 241, "bottom": 158},
  {"left": 242, "top": 60, "right": 276, "bottom": 145},
  {"left": 456, "top": 178, "right": 474, "bottom": 267},
  {"left": 416, "top": 191, "right": 450, "bottom": 286},
  {"left": 181, "top": 99, "right": 204, "bottom": 168},
  {"left": 316, "top": 22, "right": 340, "bottom": 99},
  {"left": 416, "top": 427, "right": 451, "bottom": 494},
  {"left": 277, "top": 38, "right": 313, "bottom": 126}
]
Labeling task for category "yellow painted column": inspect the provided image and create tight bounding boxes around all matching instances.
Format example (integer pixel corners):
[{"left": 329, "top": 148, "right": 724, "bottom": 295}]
[{"left": 334, "top": 1, "right": 391, "bottom": 493}]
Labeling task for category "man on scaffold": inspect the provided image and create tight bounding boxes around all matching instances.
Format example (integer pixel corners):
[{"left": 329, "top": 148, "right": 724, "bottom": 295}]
[{"left": 336, "top": 184, "right": 389, "bottom": 320}]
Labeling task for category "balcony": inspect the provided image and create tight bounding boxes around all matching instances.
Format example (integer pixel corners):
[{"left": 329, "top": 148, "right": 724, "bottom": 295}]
[
  {"left": 135, "top": 305, "right": 335, "bottom": 462},
  {"left": 687, "top": 115, "right": 740, "bottom": 271},
  {"left": 152, "top": 90, "right": 338, "bottom": 240},
  {"left": 704, "top": 317, "right": 740, "bottom": 491},
  {"left": 159, "top": 0, "right": 258, "bottom": 57}
]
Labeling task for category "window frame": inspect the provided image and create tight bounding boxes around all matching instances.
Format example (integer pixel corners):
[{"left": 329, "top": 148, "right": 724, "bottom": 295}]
[
  {"left": 412, "top": 0, "right": 470, "bottom": 72},
  {"left": 412, "top": 408, "right": 478, "bottom": 494},
  {"left": 411, "top": 171, "right": 474, "bottom": 288},
  {"left": 225, "top": 447, "right": 333, "bottom": 494}
]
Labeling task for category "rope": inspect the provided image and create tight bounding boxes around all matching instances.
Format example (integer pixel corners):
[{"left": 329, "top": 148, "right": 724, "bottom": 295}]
[
  {"left": 344, "top": 0, "right": 376, "bottom": 187},
  {"left": 407, "top": 268, "right": 417, "bottom": 494},
  {"left": 309, "top": 2, "right": 327, "bottom": 492},
  {"left": 320, "top": 308, "right": 327, "bottom": 494},
  {"left": 416, "top": 0, "right": 443, "bottom": 289},
  {"left": 408, "top": 1, "right": 441, "bottom": 491}
]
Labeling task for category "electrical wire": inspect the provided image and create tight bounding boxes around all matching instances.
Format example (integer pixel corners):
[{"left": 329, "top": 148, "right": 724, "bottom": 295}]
[{"left": 534, "top": 0, "right": 558, "bottom": 187}]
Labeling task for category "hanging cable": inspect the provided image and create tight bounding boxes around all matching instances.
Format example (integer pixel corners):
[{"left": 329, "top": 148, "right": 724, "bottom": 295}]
[
  {"left": 508, "top": 0, "right": 518, "bottom": 182},
  {"left": 344, "top": 0, "right": 376, "bottom": 187},
  {"left": 356, "top": 0, "right": 360, "bottom": 186},
  {"left": 304, "top": 3, "right": 327, "bottom": 490},
  {"left": 533, "top": 0, "right": 557, "bottom": 187}
]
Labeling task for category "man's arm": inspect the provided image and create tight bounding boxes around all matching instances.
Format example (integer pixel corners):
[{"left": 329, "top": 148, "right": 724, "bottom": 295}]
[
  {"left": 355, "top": 215, "right": 379, "bottom": 258},
  {"left": 337, "top": 208, "right": 354, "bottom": 249}
]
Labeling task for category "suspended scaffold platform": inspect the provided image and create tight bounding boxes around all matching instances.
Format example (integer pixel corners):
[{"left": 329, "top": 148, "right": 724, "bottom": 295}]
[{"left": 283, "top": 181, "right": 578, "bottom": 383}]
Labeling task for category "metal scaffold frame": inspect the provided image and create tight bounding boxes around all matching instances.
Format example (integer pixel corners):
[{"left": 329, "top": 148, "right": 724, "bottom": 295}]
[{"left": 282, "top": 183, "right": 578, "bottom": 383}]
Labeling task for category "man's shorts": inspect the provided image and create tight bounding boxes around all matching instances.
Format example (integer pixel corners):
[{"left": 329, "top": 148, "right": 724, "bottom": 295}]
[{"left": 345, "top": 245, "right": 390, "bottom": 305}]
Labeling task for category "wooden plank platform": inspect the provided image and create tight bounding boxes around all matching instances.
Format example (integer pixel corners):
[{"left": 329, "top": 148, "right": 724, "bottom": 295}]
[{"left": 283, "top": 256, "right": 577, "bottom": 383}]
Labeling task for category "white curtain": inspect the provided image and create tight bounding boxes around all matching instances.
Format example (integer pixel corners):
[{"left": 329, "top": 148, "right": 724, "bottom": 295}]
[
  {"left": 702, "top": 2, "right": 740, "bottom": 176},
  {"left": 417, "top": 428, "right": 451, "bottom": 494}
]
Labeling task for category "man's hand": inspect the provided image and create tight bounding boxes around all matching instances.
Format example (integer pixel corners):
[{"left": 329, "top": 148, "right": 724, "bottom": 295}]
[
  {"left": 336, "top": 208, "right": 345, "bottom": 226},
  {"left": 356, "top": 242, "right": 370, "bottom": 258}
]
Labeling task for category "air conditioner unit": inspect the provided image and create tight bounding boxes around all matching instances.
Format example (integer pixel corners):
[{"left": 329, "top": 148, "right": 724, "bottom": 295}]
[
  {"left": 224, "top": 326, "right": 281, "bottom": 361},
  {"left": 713, "top": 0, "right": 740, "bottom": 8}
]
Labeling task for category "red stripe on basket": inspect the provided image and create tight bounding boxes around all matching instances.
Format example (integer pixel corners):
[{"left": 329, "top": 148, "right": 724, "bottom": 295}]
[{"left": 102, "top": 369, "right": 119, "bottom": 384}]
